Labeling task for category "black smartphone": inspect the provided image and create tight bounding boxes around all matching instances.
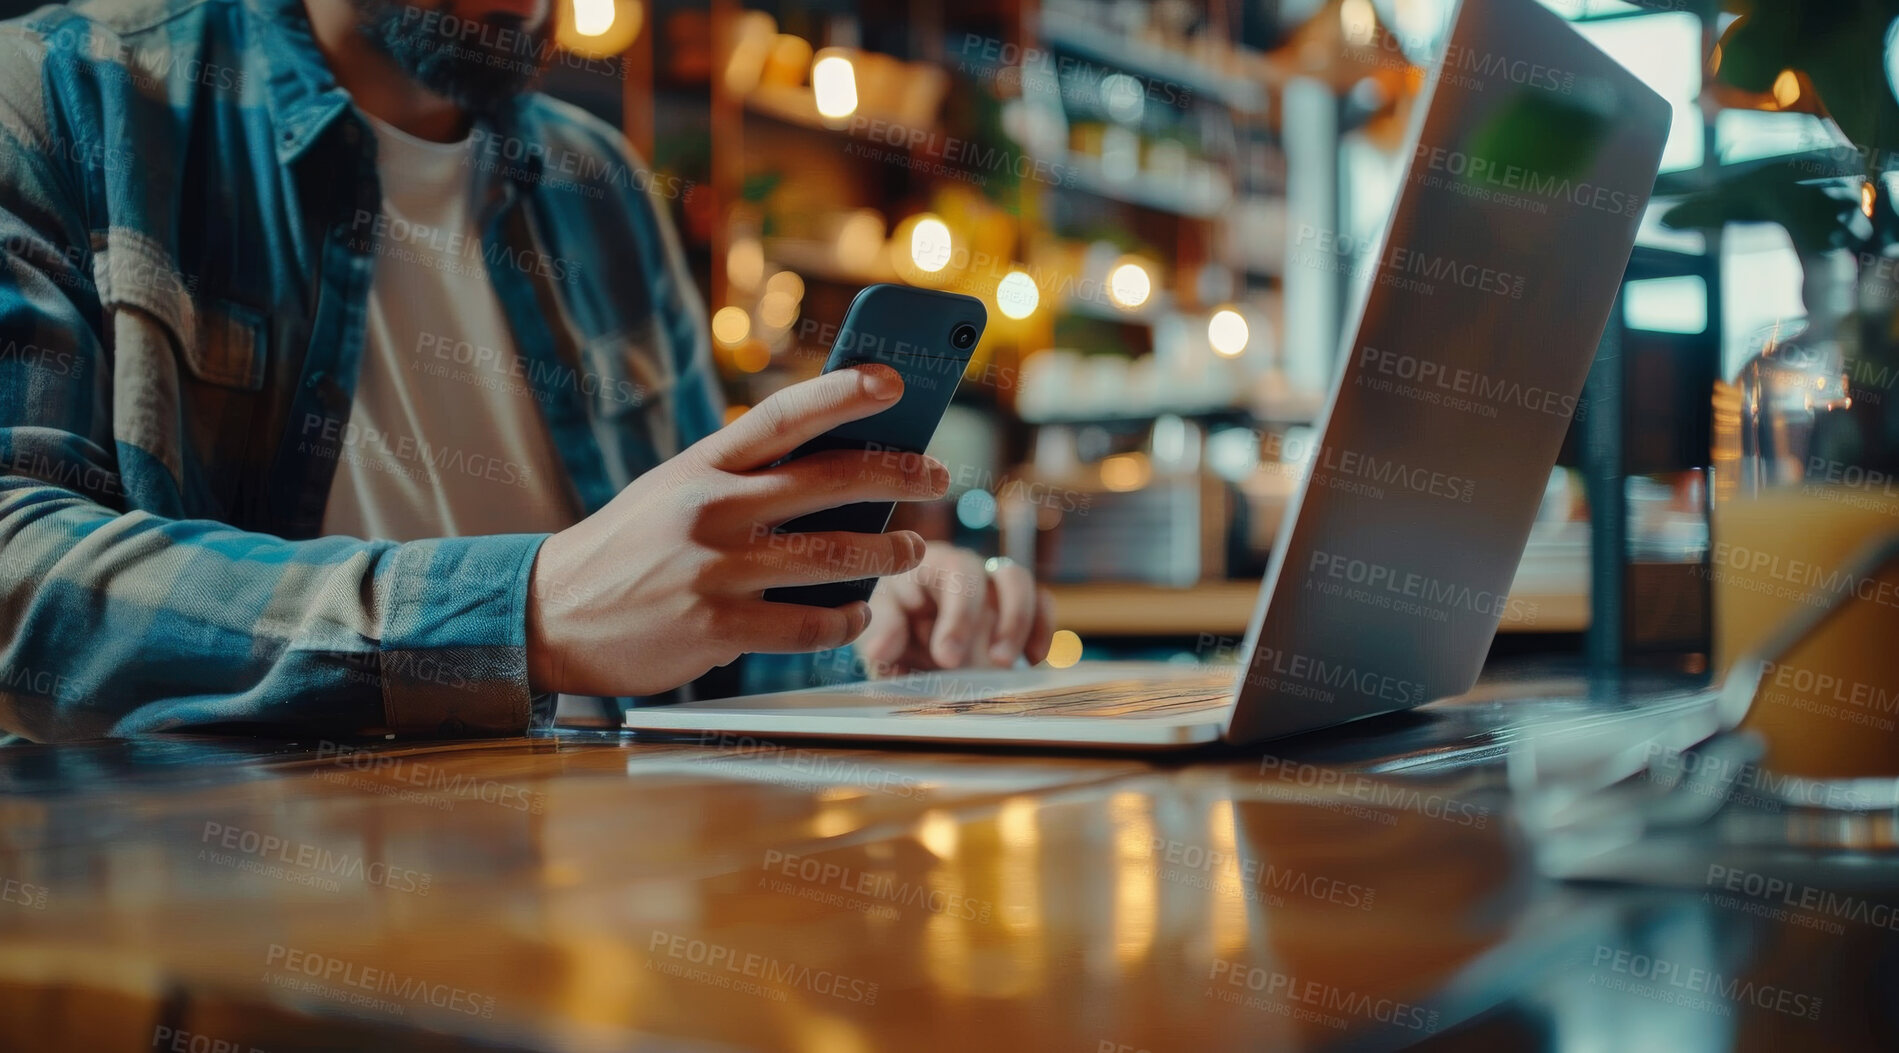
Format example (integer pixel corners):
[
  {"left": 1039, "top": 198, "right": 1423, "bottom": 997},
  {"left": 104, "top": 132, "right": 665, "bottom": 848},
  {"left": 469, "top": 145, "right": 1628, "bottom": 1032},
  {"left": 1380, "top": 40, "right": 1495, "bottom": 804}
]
[{"left": 762, "top": 284, "right": 987, "bottom": 608}]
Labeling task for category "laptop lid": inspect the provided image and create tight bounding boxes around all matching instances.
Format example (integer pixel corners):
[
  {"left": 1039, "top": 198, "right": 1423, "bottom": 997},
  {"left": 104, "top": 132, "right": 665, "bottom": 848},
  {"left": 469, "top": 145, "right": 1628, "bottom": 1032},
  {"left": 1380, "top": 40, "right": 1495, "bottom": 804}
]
[{"left": 1222, "top": 0, "right": 1672, "bottom": 743}]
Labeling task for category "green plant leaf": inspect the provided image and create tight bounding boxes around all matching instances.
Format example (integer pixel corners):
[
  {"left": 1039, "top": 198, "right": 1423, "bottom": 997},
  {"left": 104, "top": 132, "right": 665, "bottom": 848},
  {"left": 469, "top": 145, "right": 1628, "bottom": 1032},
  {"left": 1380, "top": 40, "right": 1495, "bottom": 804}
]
[
  {"left": 1661, "top": 160, "right": 1864, "bottom": 254},
  {"left": 1716, "top": 1, "right": 1899, "bottom": 164}
]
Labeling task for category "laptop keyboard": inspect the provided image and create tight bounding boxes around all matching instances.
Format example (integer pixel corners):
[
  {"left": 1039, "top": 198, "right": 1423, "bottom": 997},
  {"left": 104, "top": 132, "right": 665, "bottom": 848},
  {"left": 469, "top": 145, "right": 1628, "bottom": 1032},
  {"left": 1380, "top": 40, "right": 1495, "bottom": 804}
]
[{"left": 891, "top": 671, "right": 1235, "bottom": 718}]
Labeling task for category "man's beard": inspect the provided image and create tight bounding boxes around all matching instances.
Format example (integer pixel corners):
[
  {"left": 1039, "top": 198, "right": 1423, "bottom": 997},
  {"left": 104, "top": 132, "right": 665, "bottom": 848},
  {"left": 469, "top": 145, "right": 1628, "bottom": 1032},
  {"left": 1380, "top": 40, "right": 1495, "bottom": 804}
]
[{"left": 351, "top": 0, "right": 549, "bottom": 116}]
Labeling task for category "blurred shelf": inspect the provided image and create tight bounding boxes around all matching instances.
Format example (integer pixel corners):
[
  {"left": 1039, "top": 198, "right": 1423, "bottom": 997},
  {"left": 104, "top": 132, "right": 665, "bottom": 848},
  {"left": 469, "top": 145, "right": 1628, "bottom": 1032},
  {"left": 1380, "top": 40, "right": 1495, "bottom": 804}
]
[
  {"left": 1020, "top": 406, "right": 1254, "bottom": 428},
  {"left": 1048, "top": 581, "right": 1586, "bottom": 637},
  {"left": 1059, "top": 287, "right": 1173, "bottom": 324},
  {"left": 762, "top": 238, "right": 897, "bottom": 285},
  {"left": 1254, "top": 393, "right": 1323, "bottom": 426},
  {"left": 1037, "top": 10, "right": 1265, "bottom": 115},
  {"left": 1055, "top": 151, "right": 1234, "bottom": 218},
  {"left": 742, "top": 84, "right": 937, "bottom": 139}
]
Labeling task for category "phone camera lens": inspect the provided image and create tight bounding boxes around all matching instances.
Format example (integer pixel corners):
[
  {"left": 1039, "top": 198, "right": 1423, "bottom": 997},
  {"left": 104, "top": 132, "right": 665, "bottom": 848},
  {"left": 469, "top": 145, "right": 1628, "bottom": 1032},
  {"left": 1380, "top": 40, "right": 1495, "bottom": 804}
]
[{"left": 950, "top": 323, "right": 978, "bottom": 350}]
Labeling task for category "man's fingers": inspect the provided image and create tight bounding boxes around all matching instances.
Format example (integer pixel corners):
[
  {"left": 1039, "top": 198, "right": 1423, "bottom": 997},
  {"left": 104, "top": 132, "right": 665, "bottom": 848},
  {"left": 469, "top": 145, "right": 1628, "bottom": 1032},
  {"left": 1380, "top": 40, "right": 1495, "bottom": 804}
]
[
  {"left": 742, "top": 448, "right": 949, "bottom": 523},
  {"left": 856, "top": 586, "right": 909, "bottom": 672},
  {"left": 877, "top": 565, "right": 931, "bottom": 614},
  {"left": 744, "top": 530, "right": 926, "bottom": 587},
  {"left": 1025, "top": 587, "right": 1056, "bottom": 665},
  {"left": 863, "top": 621, "right": 940, "bottom": 677},
  {"left": 969, "top": 610, "right": 997, "bottom": 670},
  {"left": 925, "top": 547, "right": 988, "bottom": 668},
  {"left": 733, "top": 600, "right": 874, "bottom": 654},
  {"left": 701, "top": 366, "right": 903, "bottom": 472},
  {"left": 985, "top": 561, "right": 1037, "bottom": 665}
]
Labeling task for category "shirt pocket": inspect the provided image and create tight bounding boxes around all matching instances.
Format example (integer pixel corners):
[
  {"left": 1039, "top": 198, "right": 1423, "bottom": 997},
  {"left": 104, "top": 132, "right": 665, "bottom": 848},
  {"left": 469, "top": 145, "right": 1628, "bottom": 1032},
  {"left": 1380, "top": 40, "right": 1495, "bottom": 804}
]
[
  {"left": 182, "top": 298, "right": 268, "bottom": 390},
  {"left": 91, "top": 227, "right": 267, "bottom": 392},
  {"left": 90, "top": 227, "right": 267, "bottom": 514}
]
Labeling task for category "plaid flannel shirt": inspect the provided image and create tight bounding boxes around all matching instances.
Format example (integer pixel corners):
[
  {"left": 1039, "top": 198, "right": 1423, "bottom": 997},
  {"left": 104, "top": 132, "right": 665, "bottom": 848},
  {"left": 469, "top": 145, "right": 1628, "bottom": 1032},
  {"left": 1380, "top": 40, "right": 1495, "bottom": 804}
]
[{"left": 0, "top": 0, "right": 819, "bottom": 742}]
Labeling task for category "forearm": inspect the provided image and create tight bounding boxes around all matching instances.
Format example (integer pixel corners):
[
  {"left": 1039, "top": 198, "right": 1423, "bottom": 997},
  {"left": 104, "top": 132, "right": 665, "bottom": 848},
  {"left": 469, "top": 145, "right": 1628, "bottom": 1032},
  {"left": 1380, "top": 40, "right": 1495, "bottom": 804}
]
[{"left": 0, "top": 477, "right": 550, "bottom": 742}]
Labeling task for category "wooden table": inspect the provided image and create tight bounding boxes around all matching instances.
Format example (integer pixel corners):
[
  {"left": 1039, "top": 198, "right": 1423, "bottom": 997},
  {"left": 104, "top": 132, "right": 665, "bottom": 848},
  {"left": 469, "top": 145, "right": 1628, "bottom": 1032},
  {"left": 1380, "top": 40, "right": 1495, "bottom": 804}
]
[{"left": 0, "top": 677, "right": 1893, "bottom": 1052}]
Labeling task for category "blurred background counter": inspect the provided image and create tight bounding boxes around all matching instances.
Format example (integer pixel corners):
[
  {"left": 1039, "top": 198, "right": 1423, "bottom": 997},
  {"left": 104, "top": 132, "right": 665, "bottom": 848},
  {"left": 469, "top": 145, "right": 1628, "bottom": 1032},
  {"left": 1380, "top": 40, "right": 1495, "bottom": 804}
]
[{"left": 0, "top": 0, "right": 1864, "bottom": 678}]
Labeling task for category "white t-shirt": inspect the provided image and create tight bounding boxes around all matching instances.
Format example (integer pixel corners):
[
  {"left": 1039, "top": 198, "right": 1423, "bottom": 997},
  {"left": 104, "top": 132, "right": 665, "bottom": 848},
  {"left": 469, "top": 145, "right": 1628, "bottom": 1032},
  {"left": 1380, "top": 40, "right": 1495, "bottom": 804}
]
[{"left": 321, "top": 112, "right": 575, "bottom": 541}]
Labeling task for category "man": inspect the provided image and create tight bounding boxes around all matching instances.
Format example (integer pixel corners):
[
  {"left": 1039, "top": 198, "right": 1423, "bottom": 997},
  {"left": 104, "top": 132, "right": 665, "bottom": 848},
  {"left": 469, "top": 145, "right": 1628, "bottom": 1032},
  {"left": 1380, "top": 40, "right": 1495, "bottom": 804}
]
[{"left": 0, "top": 0, "right": 1052, "bottom": 743}]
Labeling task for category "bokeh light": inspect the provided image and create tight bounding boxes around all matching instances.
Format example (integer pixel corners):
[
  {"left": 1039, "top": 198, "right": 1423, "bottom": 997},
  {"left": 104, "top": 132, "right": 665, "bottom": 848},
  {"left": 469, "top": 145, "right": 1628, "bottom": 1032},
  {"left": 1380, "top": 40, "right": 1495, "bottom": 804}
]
[
  {"left": 812, "top": 53, "right": 859, "bottom": 120},
  {"left": 1107, "top": 259, "right": 1152, "bottom": 309},
  {"left": 910, "top": 216, "right": 953, "bottom": 273},
  {"left": 997, "top": 270, "right": 1040, "bottom": 319},
  {"left": 1045, "top": 630, "right": 1083, "bottom": 668},
  {"left": 1208, "top": 309, "right": 1249, "bottom": 357}
]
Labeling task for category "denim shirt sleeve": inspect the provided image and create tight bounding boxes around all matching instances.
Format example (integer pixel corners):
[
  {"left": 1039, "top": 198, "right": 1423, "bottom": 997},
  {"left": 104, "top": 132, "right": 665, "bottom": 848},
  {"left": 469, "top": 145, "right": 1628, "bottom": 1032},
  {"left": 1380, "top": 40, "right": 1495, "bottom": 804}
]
[{"left": 0, "top": 29, "right": 549, "bottom": 743}]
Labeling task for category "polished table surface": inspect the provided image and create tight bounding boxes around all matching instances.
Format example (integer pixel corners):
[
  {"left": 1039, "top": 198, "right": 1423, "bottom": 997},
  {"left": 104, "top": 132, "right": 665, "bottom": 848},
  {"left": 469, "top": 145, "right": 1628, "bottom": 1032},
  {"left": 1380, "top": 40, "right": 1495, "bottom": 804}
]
[{"left": 1, "top": 675, "right": 1895, "bottom": 1052}]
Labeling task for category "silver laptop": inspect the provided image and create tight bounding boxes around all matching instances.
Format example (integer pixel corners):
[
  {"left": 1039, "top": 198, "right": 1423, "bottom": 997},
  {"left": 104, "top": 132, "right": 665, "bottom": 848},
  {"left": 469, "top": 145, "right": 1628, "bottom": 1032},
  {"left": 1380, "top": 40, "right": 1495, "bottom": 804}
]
[{"left": 626, "top": 0, "right": 1672, "bottom": 751}]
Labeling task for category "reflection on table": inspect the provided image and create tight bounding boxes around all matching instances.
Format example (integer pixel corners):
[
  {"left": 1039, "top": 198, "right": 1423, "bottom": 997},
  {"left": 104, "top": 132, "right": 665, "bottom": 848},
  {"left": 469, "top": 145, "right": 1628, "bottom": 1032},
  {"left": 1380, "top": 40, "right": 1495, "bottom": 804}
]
[{"left": 0, "top": 677, "right": 1893, "bottom": 1051}]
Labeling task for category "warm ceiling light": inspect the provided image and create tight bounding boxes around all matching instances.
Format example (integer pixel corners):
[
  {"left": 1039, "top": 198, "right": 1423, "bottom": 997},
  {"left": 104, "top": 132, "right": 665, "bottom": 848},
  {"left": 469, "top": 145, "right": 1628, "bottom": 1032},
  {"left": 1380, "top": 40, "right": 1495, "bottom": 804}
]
[
  {"left": 558, "top": 0, "right": 642, "bottom": 56},
  {"left": 812, "top": 52, "right": 859, "bottom": 120},
  {"left": 1772, "top": 69, "right": 1800, "bottom": 109},
  {"left": 573, "top": 0, "right": 614, "bottom": 36},
  {"left": 1208, "top": 308, "right": 1249, "bottom": 356},
  {"left": 909, "top": 215, "right": 953, "bottom": 273},
  {"left": 997, "top": 270, "right": 1039, "bottom": 319},
  {"left": 1107, "top": 259, "right": 1152, "bottom": 309},
  {"left": 711, "top": 306, "right": 751, "bottom": 346}
]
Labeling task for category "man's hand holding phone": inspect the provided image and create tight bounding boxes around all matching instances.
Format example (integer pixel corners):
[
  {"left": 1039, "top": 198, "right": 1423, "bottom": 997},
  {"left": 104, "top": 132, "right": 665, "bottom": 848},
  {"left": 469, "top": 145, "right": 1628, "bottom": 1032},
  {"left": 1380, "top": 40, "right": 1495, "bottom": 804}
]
[{"left": 525, "top": 365, "right": 1047, "bottom": 697}]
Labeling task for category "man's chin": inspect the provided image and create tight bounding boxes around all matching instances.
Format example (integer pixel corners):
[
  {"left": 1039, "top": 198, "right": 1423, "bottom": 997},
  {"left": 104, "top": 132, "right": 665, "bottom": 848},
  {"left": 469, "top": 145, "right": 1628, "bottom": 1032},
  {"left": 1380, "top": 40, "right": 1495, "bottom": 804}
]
[{"left": 354, "top": 1, "right": 547, "bottom": 115}]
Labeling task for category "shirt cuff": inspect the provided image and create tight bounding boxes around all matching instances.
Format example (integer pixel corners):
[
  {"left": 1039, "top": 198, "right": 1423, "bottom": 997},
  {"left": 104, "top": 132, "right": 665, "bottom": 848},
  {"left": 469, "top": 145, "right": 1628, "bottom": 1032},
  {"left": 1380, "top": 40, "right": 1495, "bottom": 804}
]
[{"left": 377, "top": 533, "right": 550, "bottom": 737}]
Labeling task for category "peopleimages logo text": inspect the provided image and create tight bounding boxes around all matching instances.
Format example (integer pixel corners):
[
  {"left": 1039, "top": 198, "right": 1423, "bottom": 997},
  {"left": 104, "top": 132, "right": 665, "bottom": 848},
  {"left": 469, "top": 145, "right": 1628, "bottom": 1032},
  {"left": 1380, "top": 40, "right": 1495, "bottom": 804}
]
[
  {"left": 760, "top": 850, "right": 993, "bottom": 921},
  {"left": 265, "top": 944, "right": 494, "bottom": 1017},
  {"left": 1415, "top": 145, "right": 1641, "bottom": 218},
  {"left": 1707, "top": 865, "right": 1899, "bottom": 932},
  {"left": 844, "top": 116, "right": 1076, "bottom": 188},
  {"left": 1591, "top": 945, "right": 1824, "bottom": 1021},
  {"left": 1151, "top": 838, "right": 1376, "bottom": 909},
  {"left": 955, "top": 34, "right": 1195, "bottom": 106},
  {"left": 1256, "top": 755, "right": 1489, "bottom": 828},
  {"left": 1208, "top": 961, "right": 1438, "bottom": 1032},
  {"left": 1307, "top": 445, "right": 1476, "bottom": 504},
  {"left": 1369, "top": 27, "right": 1575, "bottom": 95},
  {"left": 1759, "top": 659, "right": 1899, "bottom": 717},
  {"left": 647, "top": 932, "right": 879, "bottom": 1005},
  {"left": 1241, "top": 646, "right": 1428, "bottom": 706},
  {"left": 1294, "top": 225, "right": 1526, "bottom": 299},
  {"left": 1357, "top": 345, "right": 1580, "bottom": 420},
  {"left": 1706, "top": 541, "right": 1899, "bottom": 611},
  {"left": 1308, "top": 549, "right": 1532, "bottom": 622}
]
